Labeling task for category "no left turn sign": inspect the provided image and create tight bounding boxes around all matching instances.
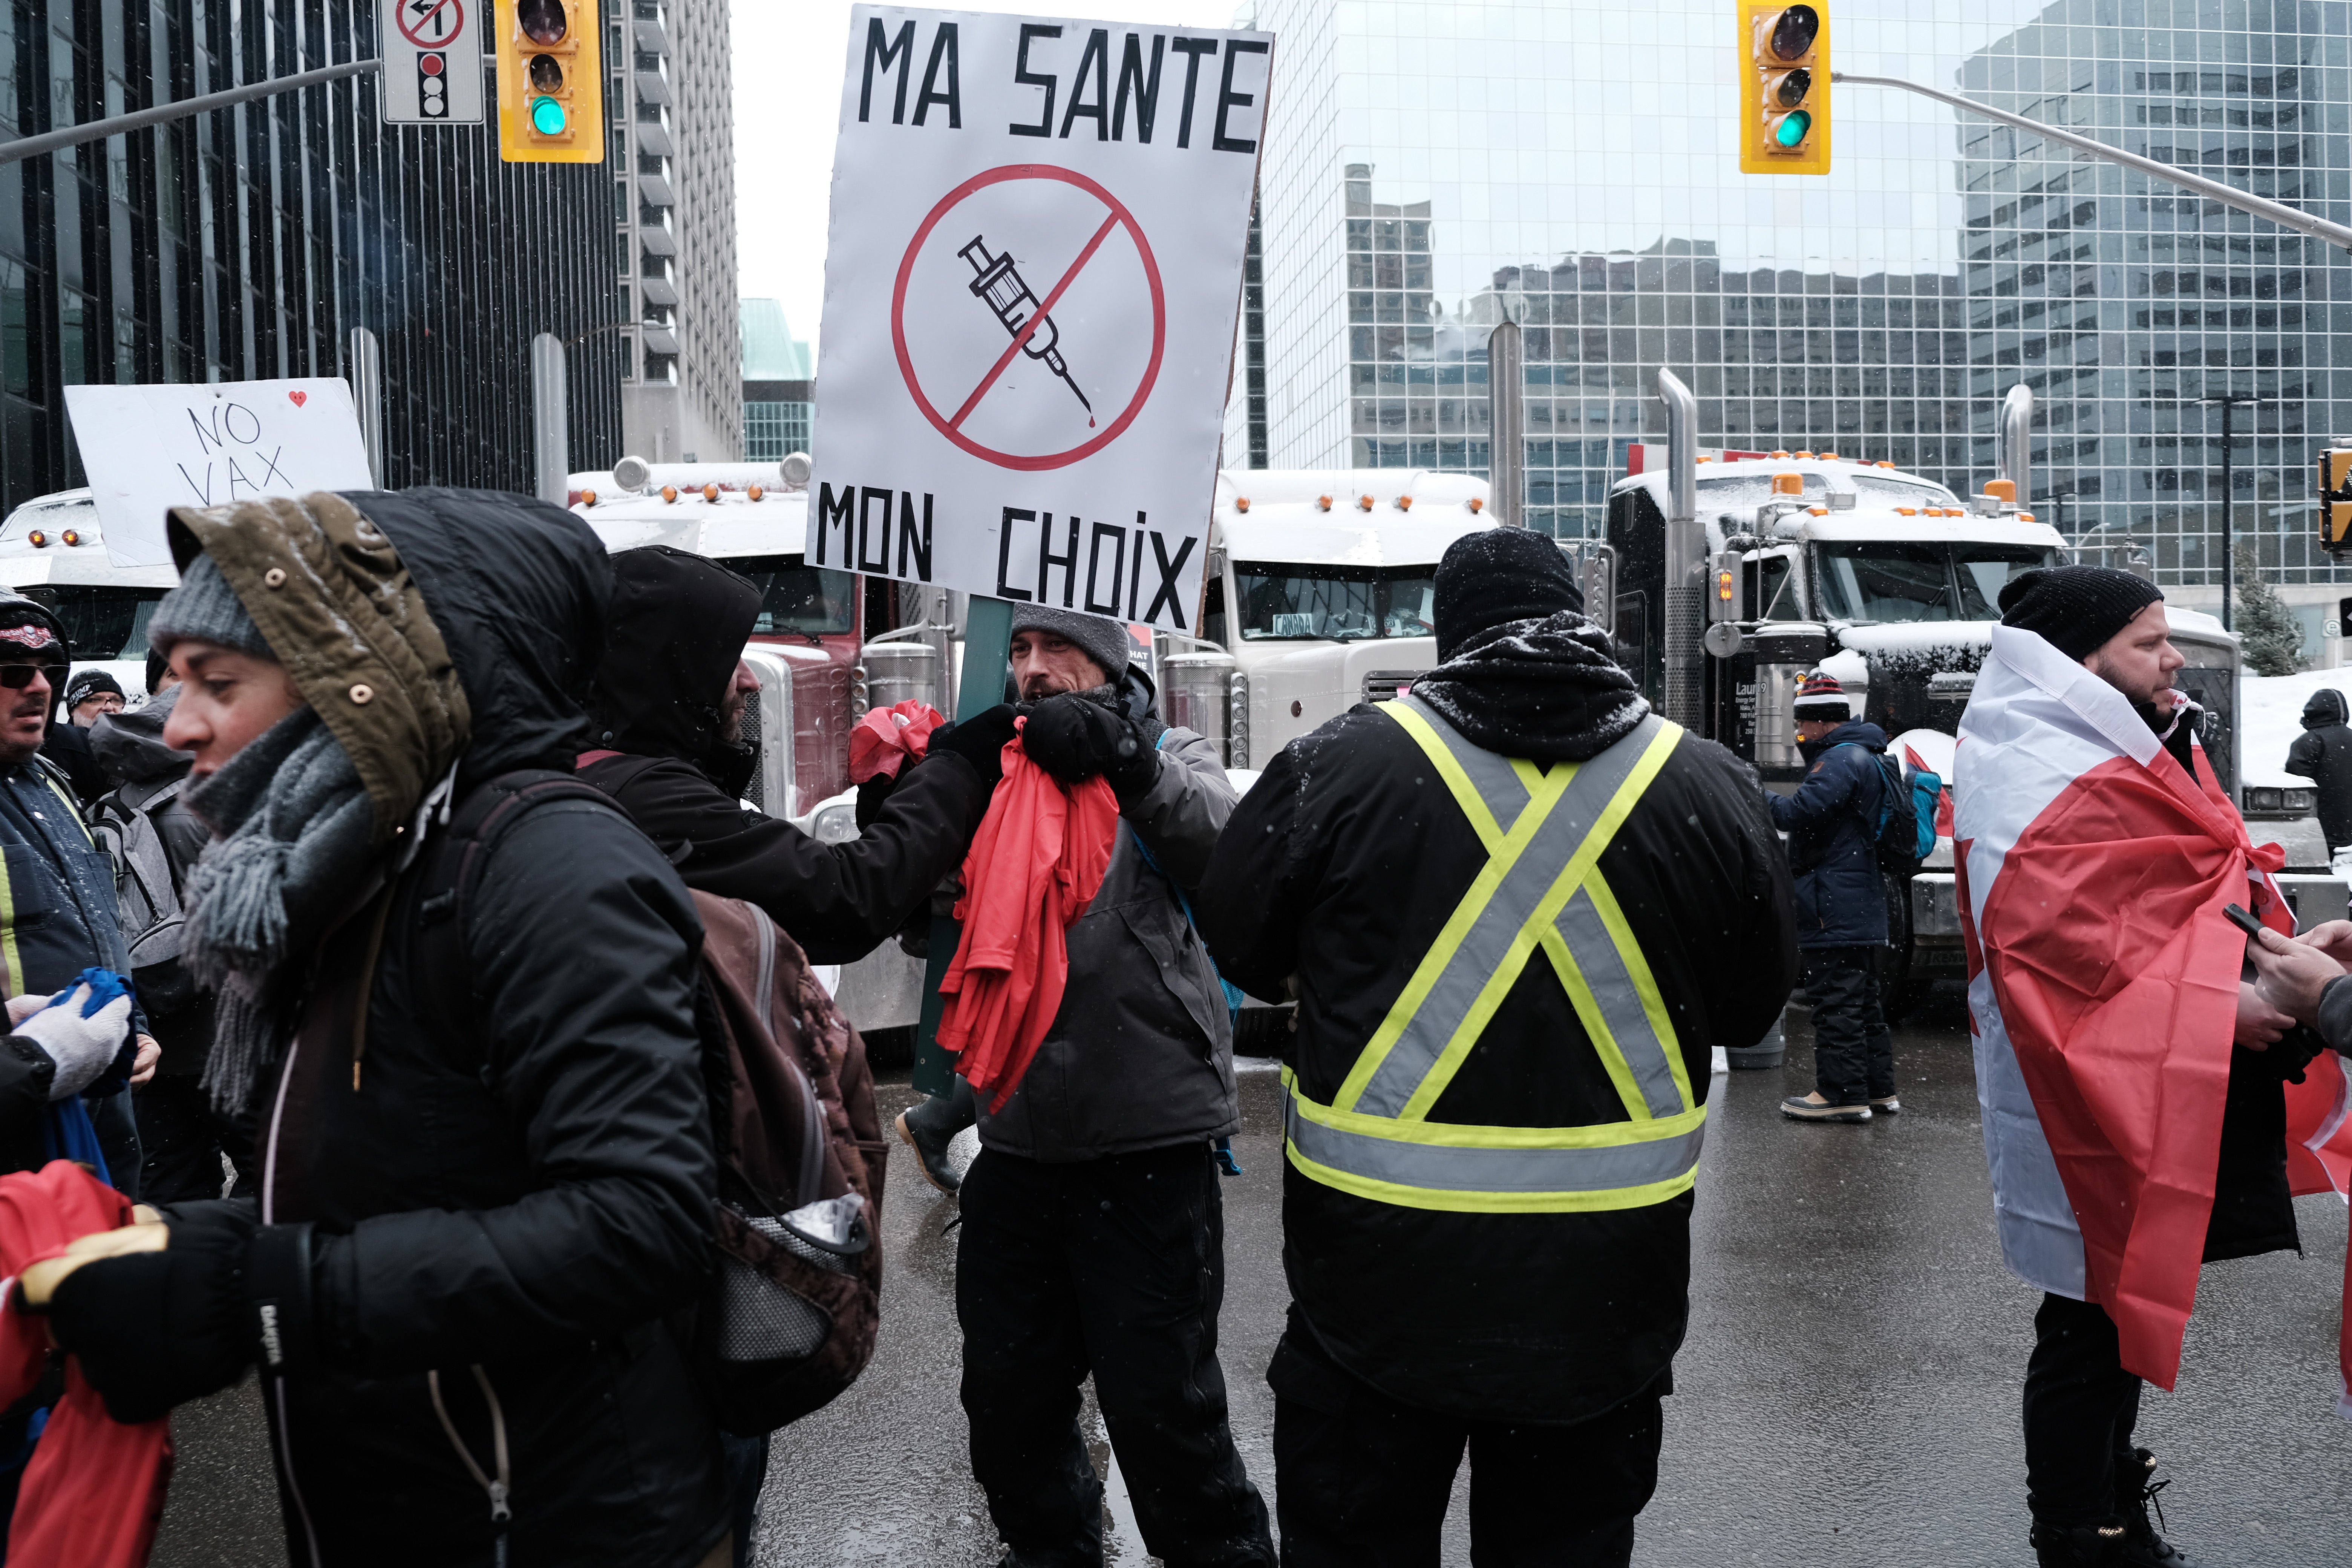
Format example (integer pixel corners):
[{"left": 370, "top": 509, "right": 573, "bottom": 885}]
[
  {"left": 813, "top": 6, "right": 1270, "bottom": 634},
  {"left": 891, "top": 164, "right": 1165, "bottom": 473}
]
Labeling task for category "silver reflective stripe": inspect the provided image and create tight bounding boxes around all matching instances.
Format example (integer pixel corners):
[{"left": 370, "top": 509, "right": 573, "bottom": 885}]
[
  {"left": 1397, "top": 694, "right": 1528, "bottom": 825},
  {"left": 1354, "top": 709, "right": 1667, "bottom": 1117},
  {"left": 1554, "top": 890, "right": 1684, "bottom": 1119},
  {"left": 1287, "top": 1087, "right": 1705, "bottom": 1194}
]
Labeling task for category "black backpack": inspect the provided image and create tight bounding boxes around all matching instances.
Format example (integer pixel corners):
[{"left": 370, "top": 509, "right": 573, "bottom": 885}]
[{"left": 1847, "top": 746, "right": 1925, "bottom": 879}]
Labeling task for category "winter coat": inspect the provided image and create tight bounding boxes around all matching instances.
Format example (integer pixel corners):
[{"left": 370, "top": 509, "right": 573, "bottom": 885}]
[
  {"left": 1767, "top": 719, "right": 1890, "bottom": 949},
  {"left": 580, "top": 545, "right": 990, "bottom": 963},
  {"left": 0, "top": 593, "right": 144, "bottom": 1190},
  {"left": 89, "top": 693, "right": 213, "bottom": 1077},
  {"left": 974, "top": 721, "right": 1243, "bottom": 1164},
  {"left": 2284, "top": 687, "right": 2352, "bottom": 850},
  {"left": 1195, "top": 698, "right": 1798, "bottom": 1424},
  {"left": 196, "top": 491, "right": 726, "bottom": 1568}
]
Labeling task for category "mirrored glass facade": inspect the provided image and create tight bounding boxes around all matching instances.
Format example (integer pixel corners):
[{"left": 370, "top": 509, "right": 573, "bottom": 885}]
[{"left": 1244, "top": 0, "right": 2352, "bottom": 611}]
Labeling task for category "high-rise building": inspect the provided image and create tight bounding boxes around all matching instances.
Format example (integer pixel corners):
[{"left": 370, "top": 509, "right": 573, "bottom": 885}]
[
  {"left": 615, "top": 0, "right": 740, "bottom": 464},
  {"left": 0, "top": 0, "right": 623, "bottom": 513},
  {"left": 739, "top": 297, "right": 812, "bottom": 460},
  {"left": 1244, "top": 0, "right": 2352, "bottom": 646}
]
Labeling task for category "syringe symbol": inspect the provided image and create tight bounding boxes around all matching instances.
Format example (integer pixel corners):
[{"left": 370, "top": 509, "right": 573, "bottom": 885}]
[{"left": 958, "top": 235, "right": 1095, "bottom": 425}]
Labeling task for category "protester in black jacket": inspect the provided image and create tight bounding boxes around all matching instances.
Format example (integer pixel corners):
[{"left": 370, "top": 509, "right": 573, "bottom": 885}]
[
  {"left": 2285, "top": 687, "right": 2352, "bottom": 856},
  {"left": 33, "top": 490, "right": 730, "bottom": 1568},
  {"left": 1197, "top": 529, "right": 1796, "bottom": 1568},
  {"left": 578, "top": 545, "right": 1009, "bottom": 963}
]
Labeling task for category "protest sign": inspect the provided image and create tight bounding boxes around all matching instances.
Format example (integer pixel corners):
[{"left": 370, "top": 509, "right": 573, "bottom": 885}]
[
  {"left": 64, "top": 380, "right": 375, "bottom": 568},
  {"left": 810, "top": 6, "right": 1271, "bottom": 634}
]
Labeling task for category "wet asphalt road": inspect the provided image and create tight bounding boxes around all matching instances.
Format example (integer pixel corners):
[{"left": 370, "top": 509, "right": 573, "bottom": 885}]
[{"left": 149, "top": 987, "right": 2352, "bottom": 1566}]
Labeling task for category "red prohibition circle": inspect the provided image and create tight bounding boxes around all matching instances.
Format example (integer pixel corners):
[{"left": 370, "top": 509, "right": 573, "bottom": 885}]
[
  {"left": 891, "top": 164, "right": 1165, "bottom": 473},
  {"left": 396, "top": 0, "right": 463, "bottom": 49}
]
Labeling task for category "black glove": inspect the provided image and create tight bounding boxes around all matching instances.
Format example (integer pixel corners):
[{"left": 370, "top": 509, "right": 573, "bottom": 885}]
[
  {"left": 926, "top": 704, "right": 1020, "bottom": 789},
  {"left": 1020, "top": 694, "right": 1159, "bottom": 794},
  {"left": 45, "top": 1200, "right": 311, "bottom": 1424}
]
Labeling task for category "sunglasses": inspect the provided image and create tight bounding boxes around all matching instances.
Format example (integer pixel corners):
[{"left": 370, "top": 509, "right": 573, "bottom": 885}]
[{"left": 0, "top": 663, "right": 63, "bottom": 689}]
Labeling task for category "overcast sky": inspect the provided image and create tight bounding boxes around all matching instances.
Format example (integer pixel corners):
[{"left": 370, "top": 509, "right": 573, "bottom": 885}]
[{"left": 732, "top": 1, "right": 1242, "bottom": 368}]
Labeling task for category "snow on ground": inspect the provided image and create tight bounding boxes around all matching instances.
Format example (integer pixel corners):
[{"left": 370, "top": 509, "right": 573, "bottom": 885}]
[{"left": 2241, "top": 666, "right": 2352, "bottom": 786}]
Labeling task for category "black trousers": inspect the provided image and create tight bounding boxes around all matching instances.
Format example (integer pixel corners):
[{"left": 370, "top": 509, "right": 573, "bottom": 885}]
[
  {"left": 1268, "top": 1309, "right": 1662, "bottom": 1568},
  {"left": 1805, "top": 946, "right": 1894, "bottom": 1106},
  {"left": 957, "top": 1142, "right": 1273, "bottom": 1568},
  {"left": 2023, "top": 1293, "right": 2142, "bottom": 1528}
]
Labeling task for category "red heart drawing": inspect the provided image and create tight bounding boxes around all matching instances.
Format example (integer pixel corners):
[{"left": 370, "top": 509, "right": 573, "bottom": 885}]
[{"left": 289, "top": 390, "right": 307, "bottom": 407}]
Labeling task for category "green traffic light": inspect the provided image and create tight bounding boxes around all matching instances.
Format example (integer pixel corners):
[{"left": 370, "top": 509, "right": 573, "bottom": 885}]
[
  {"left": 530, "top": 95, "right": 567, "bottom": 135},
  {"left": 1775, "top": 110, "right": 1812, "bottom": 148}
]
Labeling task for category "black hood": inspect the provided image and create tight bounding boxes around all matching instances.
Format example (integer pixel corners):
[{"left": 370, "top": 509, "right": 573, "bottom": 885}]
[
  {"left": 2303, "top": 688, "right": 2349, "bottom": 729},
  {"left": 88, "top": 685, "right": 192, "bottom": 788},
  {"left": 587, "top": 546, "right": 761, "bottom": 784},
  {"left": 343, "top": 488, "right": 612, "bottom": 784}
]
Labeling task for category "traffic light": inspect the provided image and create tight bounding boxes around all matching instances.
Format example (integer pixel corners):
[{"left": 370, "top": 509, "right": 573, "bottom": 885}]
[
  {"left": 1738, "top": 3, "right": 1830, "bottom": 176},
  {"left": 495, "top": 0, "right": 603, "bottom": 163},
  {"left": 2319, "top": 446, "right": 2352, "bottom": 553}
]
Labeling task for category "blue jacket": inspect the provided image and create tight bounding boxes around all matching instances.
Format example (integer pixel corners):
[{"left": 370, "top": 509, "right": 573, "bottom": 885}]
[
  {"left": 1766, "top": 719, "right": 1889, "bottom": 949},
  {"left": 0, "top": 753, "right": 143, "bottom": 1188}
]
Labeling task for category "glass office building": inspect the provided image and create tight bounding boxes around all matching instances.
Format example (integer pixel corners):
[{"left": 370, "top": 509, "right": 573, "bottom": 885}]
[
  {"left": 0, "top": 0, "right": 623, "bottom": 515},
  {"left": 1244, "top": 0, "right": 2352, "bottom": 625}
]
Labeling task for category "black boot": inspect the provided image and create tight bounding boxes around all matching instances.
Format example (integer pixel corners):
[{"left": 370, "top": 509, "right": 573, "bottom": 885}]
[
  {"left": 2031, "top": 1520, "right": 2127, "bottom": 1567},
  {"left": 2114, "top": 1448, "right": 2187, "bottom": 1565},
  {"left": 895, "top": 1076, "right": 977, "bottom": 1194}
]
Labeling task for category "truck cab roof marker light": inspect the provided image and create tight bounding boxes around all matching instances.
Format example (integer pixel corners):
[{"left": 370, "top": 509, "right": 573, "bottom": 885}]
[
  {"left": 24, "top": 531, "right": 44, "bottom": 547},
  {"left": 1465, "top": 498, "right": 1482, "bottom": 513},
  {"left": 1875, "top": 460, "right": 1896, "bottom": 469},
  {"left": 1235, "top": 497, "right": 1250, "bottom": 512},
  {"left": 661, "top": 485, "right": 678, "bottom": 503},
  {"left": 1396, "top": 495, "right": 1413, "bottom": 511},
  {"left": 1819, "top": 452, "right": 1840, "bottom": 461},
  {"left": 1769, "top": 449, "right": 1791, "bottom": 459},
  {"left": 1358, "top": 495, "right": 1374, "bottom": 511},
  {"left": 747, "top": 485, "right": 764, "bottom": 501},
  {"left": 59, "top": 530, "right": 80, "bottom": 546},
  {"left": 1771, "top": 473, "right": 1805, "bottom": 495},
  {"left": 1896, "top": 506, "right": 1919, "bottom": 516},
  {"left": 1317, "top": 495, "right": 1334, "bottom": 510}
]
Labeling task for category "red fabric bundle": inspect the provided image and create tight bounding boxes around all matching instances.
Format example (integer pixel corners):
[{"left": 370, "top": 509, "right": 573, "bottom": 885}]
[
  {"left": 0, "top": 1161, "right": 172, "bottom": 1567},
  {"left": 936, "top": 726, "right": 1119, "bottom": 1111},
  {"left": 847, "top": 700, "right": 945, "bottom": 784}
]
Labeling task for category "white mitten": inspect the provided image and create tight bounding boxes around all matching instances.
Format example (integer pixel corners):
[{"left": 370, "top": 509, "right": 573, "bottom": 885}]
[{"left": 15, "top": 982, "right": 133, "bottom": 1101}]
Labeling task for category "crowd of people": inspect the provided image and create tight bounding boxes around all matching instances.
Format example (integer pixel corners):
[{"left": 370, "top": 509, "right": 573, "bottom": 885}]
[{"left": 0, "top": 488, "right": 2335, "bottom": 1568}]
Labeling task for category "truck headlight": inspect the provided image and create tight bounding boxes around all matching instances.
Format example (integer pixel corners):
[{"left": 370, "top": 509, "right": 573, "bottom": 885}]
[
  {"left": 2285, "top": 788, "right": 2316, "bottom": 814},
  {"left": 812, "top": 802, "right": 860, "bottom": 844},
  {"left": 2248, "top": 787, "right": 2282, "bottom": 812}
]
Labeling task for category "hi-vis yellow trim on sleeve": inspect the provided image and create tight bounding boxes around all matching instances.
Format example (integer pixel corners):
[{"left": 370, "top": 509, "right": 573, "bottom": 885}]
[
  {"left": 1283, "top": 698, "right": 1702, "bottom": 1214},
  {"left": 0, "top": 848, "right": 19, "bottom": 998}
]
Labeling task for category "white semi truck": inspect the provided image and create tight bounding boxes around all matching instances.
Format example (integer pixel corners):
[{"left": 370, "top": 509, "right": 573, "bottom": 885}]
[{"left": 1608, "top": 376, "right": 2338, "bottom": 1021}]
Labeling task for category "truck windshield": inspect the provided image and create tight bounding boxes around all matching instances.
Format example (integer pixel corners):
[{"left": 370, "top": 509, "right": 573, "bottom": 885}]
[
  {"left": 724, "top": 554, "right": 856, "bottom": 640},
  {"left": 1234, "top": 563, "right": 1436, "bottom": 642},
  {"left": 1814, "top": 542, "right": 2055, "bottom": 623},
  {"left": 17, "top": 585, "right": 165, "bottom": 660}
]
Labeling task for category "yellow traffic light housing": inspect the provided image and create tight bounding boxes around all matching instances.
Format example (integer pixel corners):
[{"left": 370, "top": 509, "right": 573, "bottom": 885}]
[
  {"left": 2319, "top": 447, "right": 2352, "bottom": 551},
  {"left": 1739, "top": 3, "right": 1830, "bottom": 175},
  {"left": 496, "top": 0, "right": 603, "bottom": 163}
]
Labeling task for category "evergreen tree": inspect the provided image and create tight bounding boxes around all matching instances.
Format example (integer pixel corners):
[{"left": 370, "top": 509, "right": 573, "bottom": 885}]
[{"left": 2234, "top": 539, "right": 2308, "bottom": 677}]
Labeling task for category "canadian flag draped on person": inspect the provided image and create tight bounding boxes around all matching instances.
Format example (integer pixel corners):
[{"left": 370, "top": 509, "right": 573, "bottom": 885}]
[{"left": 1954, "top": 565, "right": 2352, "bottom": 1566}]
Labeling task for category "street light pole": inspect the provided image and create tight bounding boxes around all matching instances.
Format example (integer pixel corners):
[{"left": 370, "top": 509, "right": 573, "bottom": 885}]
[{"left": 2201, "top": 392, "right": 2257, "bottom": 632}]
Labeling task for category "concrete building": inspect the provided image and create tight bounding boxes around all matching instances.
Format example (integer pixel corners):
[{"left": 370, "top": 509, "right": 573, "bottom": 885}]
[
  {"left": 0, "top": 0, "right": 623, "bottom": 510},
  {"left": 740, "top": 298, "right": 812, "bottom": 460},
  {"left": 616, "top": 0, "right": 740, "bottom": 463},
  {"left": 1242, "top": 0, "right": 2352, "bottom": 660}
]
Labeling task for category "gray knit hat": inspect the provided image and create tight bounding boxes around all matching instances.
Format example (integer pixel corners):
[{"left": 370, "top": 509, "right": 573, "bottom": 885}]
[
  {"left": 1009, "top": 604, "right": 1133, "bottom": 688},
  {"left": 149, "top": 552, "right": 276, "bottom": 662}
]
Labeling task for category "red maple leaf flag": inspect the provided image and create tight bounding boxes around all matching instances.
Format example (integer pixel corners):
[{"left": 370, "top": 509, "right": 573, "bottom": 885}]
[{"left": 1955, "top": 623, "right": 2352, "bottom": 1416}]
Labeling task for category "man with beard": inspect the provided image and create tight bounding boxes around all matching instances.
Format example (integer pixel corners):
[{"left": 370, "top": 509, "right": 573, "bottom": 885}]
[
  {"left": 942, "top": 602, "right": 1274, "bottom": 1568},
  {"left": 1195, "top": 529, "right": 1796, "bottom": 1567}
]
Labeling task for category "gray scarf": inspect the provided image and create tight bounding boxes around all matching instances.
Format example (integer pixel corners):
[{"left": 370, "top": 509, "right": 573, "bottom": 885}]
[{"left": 184, "top": 708, "right": 377, "bottom": 1113}]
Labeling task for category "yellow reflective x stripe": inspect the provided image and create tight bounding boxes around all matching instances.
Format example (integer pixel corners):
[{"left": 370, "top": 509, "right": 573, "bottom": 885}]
[
  {"left": 1350, "top": 700, "right": 1686, "bottom": 1122},
  {"left": 1334, "top": 701, "right": 1573, "bottom": 1111},
  {"left": 1394, "top": 727, "right": 1679, "bottom": 1121},
  {"left": 1583, "top": 872, "right": 1696, "bottom": 1110},
  {"left": 1283, "top": 1066, "right": 1706, "bottom": 1214},
  {"left": 37, "top": 772, "right": 93, "bottom": 848}
]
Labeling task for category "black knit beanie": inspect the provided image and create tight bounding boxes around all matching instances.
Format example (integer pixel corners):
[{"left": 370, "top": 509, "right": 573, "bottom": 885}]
[
  {"left": 1997, "top": 566, "right": 2163, "bottom": 662},
  {"left": 1433, "top": 529, "right": 1585, "bottom": 661}
]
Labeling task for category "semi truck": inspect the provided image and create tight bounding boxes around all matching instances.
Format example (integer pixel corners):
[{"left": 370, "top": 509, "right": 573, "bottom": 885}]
[{"left": 1608, "top": 374, "right": 2339, "bottom": 1020}]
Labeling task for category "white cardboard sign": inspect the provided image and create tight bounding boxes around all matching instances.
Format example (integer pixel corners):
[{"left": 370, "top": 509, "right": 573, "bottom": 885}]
[
  {"left": 380, "top": 0, "right": 485, "bottom": 124},
  {"left": 65, "top": 380, "right": 376, "bottom": 568},
  {"left": 810, "top": 6, "right": 1271, "bottom": 634}
]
